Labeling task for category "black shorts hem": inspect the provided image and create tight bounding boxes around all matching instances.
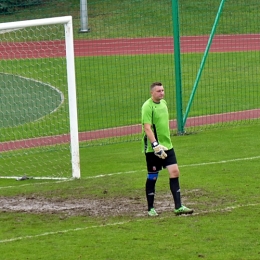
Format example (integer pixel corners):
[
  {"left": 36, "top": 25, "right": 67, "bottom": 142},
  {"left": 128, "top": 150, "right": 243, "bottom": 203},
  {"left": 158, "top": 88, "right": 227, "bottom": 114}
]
[{"left": 145, "top": 148, "right": 177, "bottom": 172}]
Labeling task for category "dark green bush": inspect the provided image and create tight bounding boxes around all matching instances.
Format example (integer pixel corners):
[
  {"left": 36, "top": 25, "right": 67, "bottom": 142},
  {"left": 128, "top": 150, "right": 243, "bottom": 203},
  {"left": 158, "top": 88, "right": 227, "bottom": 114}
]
[{"left": 0, "top": 0, "right": 42, "bottom": 14}]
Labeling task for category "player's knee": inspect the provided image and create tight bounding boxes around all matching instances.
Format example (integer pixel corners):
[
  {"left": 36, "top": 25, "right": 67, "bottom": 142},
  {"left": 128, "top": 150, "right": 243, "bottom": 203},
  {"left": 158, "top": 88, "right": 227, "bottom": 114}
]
[
  {"left": 147, "top": 172, "right": 158, "bottom": 180},
  {"left": 169, "top": 169, "right": 179, "bottom": 178},
  {"left": 168, "top": 165, "right": 180, "bottom": 178},
  {"left": 146, "top": 173, "right": 158, "bottom": 194}
]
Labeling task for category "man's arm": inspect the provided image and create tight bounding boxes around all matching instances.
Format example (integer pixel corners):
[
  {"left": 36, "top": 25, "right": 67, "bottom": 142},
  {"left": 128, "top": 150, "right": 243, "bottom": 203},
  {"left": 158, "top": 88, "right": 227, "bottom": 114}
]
[
  {"left": 143, "top": 123, "right": 168, "bottom": 159},
  {"left": 143, "top": 123, "right": 156, "bottom": 143}
]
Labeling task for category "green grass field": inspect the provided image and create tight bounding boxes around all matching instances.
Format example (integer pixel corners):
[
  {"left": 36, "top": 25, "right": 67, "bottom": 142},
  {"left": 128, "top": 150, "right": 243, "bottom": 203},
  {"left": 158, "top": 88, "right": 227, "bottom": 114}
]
[
  {"left": 0, "top": 124, "right": 259, "bottom": 259},
  {"left": 1, "top": 1, "right": 260, "bottom": 259},
  {"left": 2, "top": 0, "right": 259, "bottom": 39}
]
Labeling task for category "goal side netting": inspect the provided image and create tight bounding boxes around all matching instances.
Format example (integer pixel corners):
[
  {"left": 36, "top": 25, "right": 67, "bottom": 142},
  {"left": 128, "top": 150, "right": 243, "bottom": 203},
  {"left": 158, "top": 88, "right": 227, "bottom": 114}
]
[{"left": 0, "top": 16, "right": 80, "bottom": 180}]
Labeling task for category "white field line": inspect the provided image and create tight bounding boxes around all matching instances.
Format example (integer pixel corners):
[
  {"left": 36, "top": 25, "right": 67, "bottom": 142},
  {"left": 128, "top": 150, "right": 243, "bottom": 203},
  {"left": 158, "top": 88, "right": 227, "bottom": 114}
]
[
  {"left": 90, "top": 155, "right": 260, "bottom": 179},
  {"left": 0, "top": 202, "right": 258, "bottom": 244},
  {"left": 0, "top": 179, "right": 73, "bottom": 189},
  {"left": 0, "top": 155, "right": 260, "bottom": 188}
]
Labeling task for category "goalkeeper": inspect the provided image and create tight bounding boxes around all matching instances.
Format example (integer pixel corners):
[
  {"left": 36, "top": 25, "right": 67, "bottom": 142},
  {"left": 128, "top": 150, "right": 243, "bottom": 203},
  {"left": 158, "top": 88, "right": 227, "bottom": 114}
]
[{"left": 141, "top": 82, "right": 193, "bottom": 216}]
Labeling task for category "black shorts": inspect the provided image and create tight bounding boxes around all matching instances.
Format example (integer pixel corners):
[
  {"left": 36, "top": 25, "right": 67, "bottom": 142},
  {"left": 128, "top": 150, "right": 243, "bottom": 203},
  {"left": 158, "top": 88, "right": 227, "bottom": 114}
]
[{"left": 145, "top": 148, "right": 177, "bottom": 172}]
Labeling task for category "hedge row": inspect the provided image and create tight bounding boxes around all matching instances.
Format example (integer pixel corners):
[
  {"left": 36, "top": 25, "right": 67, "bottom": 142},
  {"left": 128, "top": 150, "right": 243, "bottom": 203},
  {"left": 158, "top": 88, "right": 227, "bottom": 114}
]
[{"left": 0, "top": 0, "right": 42, "bottom": 14}]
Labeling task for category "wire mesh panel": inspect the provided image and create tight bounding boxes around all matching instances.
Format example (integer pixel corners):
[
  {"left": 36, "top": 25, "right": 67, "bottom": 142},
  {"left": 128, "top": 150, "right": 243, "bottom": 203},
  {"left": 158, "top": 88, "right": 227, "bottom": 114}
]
[
  {"left": 74, "top": 1, "right": 176, "bottom": 145},
  {"left": 178, "top": 0, "right": 260, "bottom": 131},
  {"left": 0, "top": 19, "right": 74, "bottom": 179},
  {"left": 0, "top": 0, "right": 259, "bottom": 153}
]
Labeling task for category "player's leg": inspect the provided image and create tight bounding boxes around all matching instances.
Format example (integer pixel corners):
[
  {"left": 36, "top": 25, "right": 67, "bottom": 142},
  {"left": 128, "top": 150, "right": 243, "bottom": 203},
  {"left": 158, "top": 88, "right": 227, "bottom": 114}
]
[
  {"left": 167, "top": 163, "right": 182, "bottom": 209},
  {"left": 146, "top": 172, "right": 158, "bottom": 216},
  {"left": 164, "top": 149, "right": 193, "bottom": 215},
  {"left": 145, "top": 152, "right": 161, "bottom": 216}
]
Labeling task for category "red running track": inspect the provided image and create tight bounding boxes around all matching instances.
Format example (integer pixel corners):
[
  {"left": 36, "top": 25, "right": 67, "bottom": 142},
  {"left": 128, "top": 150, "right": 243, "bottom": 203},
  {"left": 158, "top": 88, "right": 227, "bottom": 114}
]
[
  {"left": 0, "top": 34, "right": 260, "bottom": 59},
  {"left": 1, "top": 109, "right": 259, "bottom": 152}
]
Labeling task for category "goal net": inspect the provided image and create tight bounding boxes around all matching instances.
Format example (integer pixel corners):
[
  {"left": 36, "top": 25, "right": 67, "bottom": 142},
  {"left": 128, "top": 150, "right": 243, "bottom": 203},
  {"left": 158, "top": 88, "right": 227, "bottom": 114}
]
[{"left": 0, "top": 16, "right": 80, "bottom": 180}]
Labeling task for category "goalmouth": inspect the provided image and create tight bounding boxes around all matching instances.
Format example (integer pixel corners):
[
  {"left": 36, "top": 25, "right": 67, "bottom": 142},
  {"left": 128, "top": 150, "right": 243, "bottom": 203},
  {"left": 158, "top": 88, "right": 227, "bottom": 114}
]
[{"left": 0, "top": 16, "right": 80, "bottom": 179}]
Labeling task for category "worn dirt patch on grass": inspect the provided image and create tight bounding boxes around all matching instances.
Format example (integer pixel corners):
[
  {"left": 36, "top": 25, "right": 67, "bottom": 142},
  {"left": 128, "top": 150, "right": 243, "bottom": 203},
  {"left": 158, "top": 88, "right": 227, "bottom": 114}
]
[{"left": 0, "top": 192, "right": 197, "bottom": 217}]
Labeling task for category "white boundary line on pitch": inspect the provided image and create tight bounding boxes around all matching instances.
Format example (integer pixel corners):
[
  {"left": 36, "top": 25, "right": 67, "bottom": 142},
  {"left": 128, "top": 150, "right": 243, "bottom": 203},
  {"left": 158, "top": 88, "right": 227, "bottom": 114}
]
[
  {"left": 180, "top": 155, "right": 260, "bottom": 167},
  {"left": 0, "top": 155, "right": 260, "bottom": 188},
  {"left": 0, "top": 202, "right": 259, "bottom": 244},
  {"left": 90, "top": 155, "right": 260, "bottom": 179}
]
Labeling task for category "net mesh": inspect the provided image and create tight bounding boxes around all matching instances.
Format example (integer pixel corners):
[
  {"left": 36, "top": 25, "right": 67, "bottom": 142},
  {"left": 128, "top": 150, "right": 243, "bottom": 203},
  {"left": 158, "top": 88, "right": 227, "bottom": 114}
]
[
  {"left": 0, "top": 1, "right": 259, "bottom": 168},
  {"left": 0, "top": 23, "right": 72, "bottom": 179}
]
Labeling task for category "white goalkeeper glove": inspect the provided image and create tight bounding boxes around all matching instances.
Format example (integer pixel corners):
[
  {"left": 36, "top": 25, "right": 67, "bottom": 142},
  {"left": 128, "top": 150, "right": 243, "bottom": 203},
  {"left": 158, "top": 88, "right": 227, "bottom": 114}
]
[{"left": 152, "top": 141, "right": 168, "bottom": 159}]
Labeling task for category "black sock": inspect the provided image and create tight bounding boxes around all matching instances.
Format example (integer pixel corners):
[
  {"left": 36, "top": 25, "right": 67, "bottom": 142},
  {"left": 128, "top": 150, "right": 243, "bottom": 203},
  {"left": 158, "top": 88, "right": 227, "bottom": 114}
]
[
  {"left": 169, "top": 177, "right": 182, "bottom": 209},
  {"left": 145, "top": 178, "right": 157, "bottom": 211}
]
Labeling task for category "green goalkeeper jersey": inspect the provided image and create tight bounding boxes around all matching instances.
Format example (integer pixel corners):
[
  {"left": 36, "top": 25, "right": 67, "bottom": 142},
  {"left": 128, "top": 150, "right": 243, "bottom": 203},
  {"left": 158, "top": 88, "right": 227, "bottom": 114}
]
[{"left": 141, "top": 98, "right": 173, "bottom": 153}]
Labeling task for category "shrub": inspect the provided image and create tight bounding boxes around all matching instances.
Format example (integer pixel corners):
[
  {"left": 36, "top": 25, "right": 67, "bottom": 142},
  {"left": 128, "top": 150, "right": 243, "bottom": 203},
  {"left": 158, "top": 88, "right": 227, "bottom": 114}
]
[{"left": 0, "top": 0, "right": 42, "bottom": 14}]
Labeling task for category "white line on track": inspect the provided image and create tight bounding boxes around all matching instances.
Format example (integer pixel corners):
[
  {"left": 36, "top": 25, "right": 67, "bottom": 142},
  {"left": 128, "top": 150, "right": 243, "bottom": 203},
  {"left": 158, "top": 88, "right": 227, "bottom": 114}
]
[{"left": 0, "top": 203, "right": 258, "bottom": 244}]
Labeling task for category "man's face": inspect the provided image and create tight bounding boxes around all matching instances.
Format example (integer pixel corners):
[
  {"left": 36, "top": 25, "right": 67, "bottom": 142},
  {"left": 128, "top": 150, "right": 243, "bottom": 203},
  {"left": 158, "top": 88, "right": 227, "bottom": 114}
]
[{"left": 151, "top": 85, "right": 165, "bottom": 102}]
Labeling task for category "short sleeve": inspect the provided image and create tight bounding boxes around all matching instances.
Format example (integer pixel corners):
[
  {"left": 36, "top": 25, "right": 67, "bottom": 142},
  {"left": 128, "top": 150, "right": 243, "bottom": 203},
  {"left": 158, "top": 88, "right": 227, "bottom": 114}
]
[{"left": 142, "top": 103, "right": 152, "bottom": 125}]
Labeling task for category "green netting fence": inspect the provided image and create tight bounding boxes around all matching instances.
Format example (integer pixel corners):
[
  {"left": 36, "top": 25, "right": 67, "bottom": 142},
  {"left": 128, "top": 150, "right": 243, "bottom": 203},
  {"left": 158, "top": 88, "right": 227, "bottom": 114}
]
[{"left": 0, "top": 0, "right": 259, "bottom": 148}]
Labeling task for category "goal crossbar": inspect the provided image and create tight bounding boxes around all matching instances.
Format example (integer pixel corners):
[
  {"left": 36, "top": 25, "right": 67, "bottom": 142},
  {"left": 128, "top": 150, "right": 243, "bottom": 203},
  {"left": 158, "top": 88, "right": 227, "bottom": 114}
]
[{"left": 0, "top": 16, "right": 73, "bottom": 31}]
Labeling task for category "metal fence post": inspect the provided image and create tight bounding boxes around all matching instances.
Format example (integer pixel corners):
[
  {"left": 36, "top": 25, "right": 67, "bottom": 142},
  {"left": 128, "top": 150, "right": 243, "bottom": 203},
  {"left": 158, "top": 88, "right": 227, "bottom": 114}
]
[
  {"left": 172, "top": 0, "right": 184, "bottom": 134},
  {"left": 79, "top": 0, "right": 90, "bottom": 32}
]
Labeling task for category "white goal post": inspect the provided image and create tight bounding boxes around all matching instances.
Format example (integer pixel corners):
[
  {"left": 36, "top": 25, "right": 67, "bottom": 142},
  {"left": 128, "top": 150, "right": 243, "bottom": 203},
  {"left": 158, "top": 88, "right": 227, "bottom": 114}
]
[{"left": 0, "top": 16, "right": 80, "bottom": 179}]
